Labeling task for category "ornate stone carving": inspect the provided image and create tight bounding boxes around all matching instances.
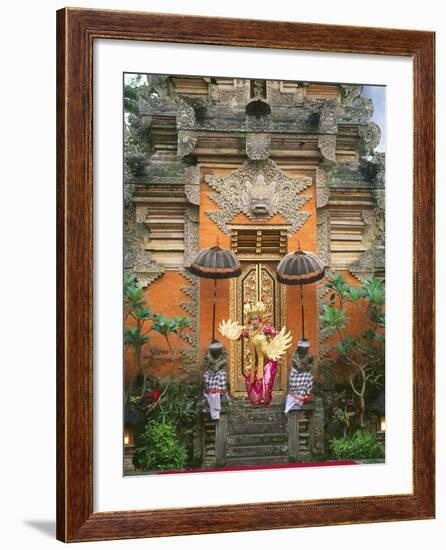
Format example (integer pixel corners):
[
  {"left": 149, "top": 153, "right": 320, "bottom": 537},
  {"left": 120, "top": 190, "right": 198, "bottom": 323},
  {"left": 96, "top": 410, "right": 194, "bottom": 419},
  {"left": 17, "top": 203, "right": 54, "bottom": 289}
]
[
  {"left": 184, "top": 206, "right": 200, "bottom": 267},
  {"left": 179, "top": 269, "right": 200, "bottom": 364},
  {"left": 131, "top": 242, "right": 165, "bottom": 288},
  {"left": 316, "top": 167, "right": 330, "bottom": 208},
  {"left": 340, "top": 85, "right": 362, "bottom": 107},
  {"left": 184, "top": 166, "right": 200, "bottom": 206},
  {"left": 351, "top": 96, "right": 374, "bottom": 124},
  {"left": 316, "top": 209, "right": 331, "bottom": 267},
  {"left": 318, "top": 135, "right": 337, "bottom": 162},
  {"left": 268, "top": 89, "right": 304, "bottom": 106},
  {"left": 319, "top": 100, "right": 337, "bottom": 133},
  {"left": 245, "top": 99, "right": 271, "bottom": 132},
  {"left": 251, "top": 79, "right": 267, "bottom": 99},
  {"left": 218, "top": 87, "right": 250, "bottom": 105},
  {"left": 177, "top": 130, "right": 198, "bottom": 157},
  {"left": 359, "top": 122, "right": 381, "bottom": 157},
  {"left": 349, "top": 192, "right": 385, "bottom": 281},
  {"left": 204, "top": 159, "right": 312, "bottom": 234},
  {"left": 124, "top": 183, "right": 136, "bottom": 269},
  {"left": 176, "top": 101, "right": 197, "bottom": 129},
  {"left": 245, "top": 133, "right": 271, "bottom": 160},
  {"left": 349, "top": 247, "right": 385, "bottom": 282},
  {"left": 135, "top": 206, "right": 149, "bottom": 224}
]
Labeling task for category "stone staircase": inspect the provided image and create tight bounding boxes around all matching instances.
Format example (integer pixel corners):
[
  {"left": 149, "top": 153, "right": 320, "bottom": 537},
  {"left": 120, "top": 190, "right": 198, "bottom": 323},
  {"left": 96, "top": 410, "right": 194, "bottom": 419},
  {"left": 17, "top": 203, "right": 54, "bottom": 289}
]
[
  {"left": 225, "top": 399, "right": 289, "bottom": 466},
  {"left": 199, "top": 395, "right": 325, "bottom": 469},
  {"left": 200, "top": 397, "right": 291, "bottom": 468}
]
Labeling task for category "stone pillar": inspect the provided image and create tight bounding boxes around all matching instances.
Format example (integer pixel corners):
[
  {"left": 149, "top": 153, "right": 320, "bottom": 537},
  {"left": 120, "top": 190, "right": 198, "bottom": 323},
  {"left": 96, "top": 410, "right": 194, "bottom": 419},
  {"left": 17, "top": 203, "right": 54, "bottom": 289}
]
[{"left": 215, "top": 402, "right": 229, "bottom": 467}]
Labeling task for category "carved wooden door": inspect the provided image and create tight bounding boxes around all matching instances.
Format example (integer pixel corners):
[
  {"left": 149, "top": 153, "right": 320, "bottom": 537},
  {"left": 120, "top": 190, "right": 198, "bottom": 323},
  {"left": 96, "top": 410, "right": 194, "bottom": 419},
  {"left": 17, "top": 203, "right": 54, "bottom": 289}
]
[{"left": 229, "top": 262, "right": 287, "bottom": 396}]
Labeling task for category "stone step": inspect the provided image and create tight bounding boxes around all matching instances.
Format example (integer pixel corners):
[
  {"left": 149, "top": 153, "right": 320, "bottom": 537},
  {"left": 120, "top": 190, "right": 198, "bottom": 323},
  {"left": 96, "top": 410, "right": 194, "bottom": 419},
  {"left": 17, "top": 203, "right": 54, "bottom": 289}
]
[
  {"left": 228, "top": 422, "right": 287, "bottom": 435},
  {"left": 229, "top": 411, "right": 286, "bottom": 424},
  {"left": 225, "top": 455, "right": 289, "bottom": 467},
  {"left": 226, "top": 444, "right": 288, "bottom": 458},
  {"left": 231, "top": 401, "right": 285, "bottom": 411},
  {"left": 226, "top": 433, "right": 288, "bottom": 446}
]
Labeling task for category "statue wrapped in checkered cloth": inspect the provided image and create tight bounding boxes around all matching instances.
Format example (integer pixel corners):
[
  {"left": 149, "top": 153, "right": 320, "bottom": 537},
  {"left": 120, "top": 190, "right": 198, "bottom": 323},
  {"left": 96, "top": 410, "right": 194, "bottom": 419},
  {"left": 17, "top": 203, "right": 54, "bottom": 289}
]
[
  {"left": 203, "top": 340, "right": 229, "bottom": 420},
  {"left": 219, "top": 301, "right": 292, "bottom": 406},
  {"left": 284, "top": 339, "right": 314, "bottom": 414}
]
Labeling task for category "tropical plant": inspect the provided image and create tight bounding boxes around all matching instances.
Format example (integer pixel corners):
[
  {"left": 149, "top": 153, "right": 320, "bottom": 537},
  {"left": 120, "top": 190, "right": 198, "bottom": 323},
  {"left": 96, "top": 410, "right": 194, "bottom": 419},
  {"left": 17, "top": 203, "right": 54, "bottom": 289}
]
[
  {"left": 133, "top": 420, "right": 187, "bottom": 471},
  {"left": 124, "top": 274, "right": 191, "bottom": 398},
  {"left": 320, "top": 272, "right": 385, "bottom": 427},
  {"left": 124, "top": 274, "right": 154, "bottom": 396},
  {"left": 332, "top": 394, "right": 359, "bottom": 439},
  {"left": 151, "top": 314, "right": 191, "bottom": 367},
  {"left": 330, "top": 430, "right": 384, "bottom": 460}
]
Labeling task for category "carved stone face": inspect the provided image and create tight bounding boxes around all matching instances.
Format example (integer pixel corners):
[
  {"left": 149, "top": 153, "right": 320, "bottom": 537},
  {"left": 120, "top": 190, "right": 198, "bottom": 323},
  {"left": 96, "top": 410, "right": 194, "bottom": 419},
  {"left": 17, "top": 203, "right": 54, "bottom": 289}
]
[
  {"left": 243, "top": 174, "right": 275, "bottom": 218},
  {"left": 297, "top": 346, "right": 309, "bottom": 358},
  {"left": 209, "top": 341, "right": 223, "bottom": 359}
]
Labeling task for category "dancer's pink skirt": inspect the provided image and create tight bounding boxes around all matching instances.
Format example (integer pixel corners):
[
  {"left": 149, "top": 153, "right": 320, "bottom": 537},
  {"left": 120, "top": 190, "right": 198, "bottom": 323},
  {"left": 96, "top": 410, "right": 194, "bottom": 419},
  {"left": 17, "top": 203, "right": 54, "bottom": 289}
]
[{"left": 245, "top": 360, "right": 278, "bottom": 405}]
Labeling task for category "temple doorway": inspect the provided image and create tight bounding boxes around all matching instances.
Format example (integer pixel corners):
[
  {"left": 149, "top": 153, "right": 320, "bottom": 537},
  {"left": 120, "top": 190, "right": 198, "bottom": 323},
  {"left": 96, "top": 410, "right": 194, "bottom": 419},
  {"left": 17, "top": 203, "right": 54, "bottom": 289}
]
[{"left": 229, "top": 261, "right": 287, "bottom": 396}]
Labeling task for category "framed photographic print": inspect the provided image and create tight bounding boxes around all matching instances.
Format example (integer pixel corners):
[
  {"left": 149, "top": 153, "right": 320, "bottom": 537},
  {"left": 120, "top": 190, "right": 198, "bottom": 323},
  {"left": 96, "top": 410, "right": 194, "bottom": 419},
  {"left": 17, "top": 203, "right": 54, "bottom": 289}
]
[{"left": 56, "top": 7, "right": 435, "bottom": 542}]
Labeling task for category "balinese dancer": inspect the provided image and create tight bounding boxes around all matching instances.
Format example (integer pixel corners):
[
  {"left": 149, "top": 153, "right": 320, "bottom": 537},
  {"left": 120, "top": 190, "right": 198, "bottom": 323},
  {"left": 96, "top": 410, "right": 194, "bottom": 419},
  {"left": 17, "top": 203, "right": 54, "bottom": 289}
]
[
  {"left": 219, "top": 301, "right": 292, "bottom": 406},
  {"left": 284, "top": 339, "right": 314, "bottom": 414},
  {"left": 202, "top": 340, "right": 229, "bottom": 420}
]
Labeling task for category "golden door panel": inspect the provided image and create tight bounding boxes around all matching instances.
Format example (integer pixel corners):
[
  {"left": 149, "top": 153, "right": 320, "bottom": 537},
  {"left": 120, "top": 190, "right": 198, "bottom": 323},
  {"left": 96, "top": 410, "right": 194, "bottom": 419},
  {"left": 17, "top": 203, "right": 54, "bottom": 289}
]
[{"left": 229, "top": 262, "right": 287, "bottom": 396}]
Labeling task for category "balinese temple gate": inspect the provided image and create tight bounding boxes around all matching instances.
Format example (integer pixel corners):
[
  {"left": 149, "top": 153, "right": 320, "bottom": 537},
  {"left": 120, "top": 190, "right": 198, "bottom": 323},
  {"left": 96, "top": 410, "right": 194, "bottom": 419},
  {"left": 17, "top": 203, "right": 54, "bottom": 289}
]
[{"left": 124, "top": 76, "right": 384, "bottom": 468}]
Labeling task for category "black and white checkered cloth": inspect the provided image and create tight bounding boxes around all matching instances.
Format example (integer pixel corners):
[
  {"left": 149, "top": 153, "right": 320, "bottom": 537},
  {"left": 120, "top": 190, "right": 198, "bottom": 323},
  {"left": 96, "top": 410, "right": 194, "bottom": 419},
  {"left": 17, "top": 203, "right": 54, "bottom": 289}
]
[
  {"left": 288, "top": 369, "right": 314, "bottom": 399},
  {"left": 203, "top": 369, "right": 227, "bottom": 393}
]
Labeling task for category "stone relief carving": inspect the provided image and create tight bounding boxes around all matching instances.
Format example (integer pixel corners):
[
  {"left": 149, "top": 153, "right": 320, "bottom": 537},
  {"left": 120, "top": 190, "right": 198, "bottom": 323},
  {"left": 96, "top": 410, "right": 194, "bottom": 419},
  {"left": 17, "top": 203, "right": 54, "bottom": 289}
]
[
  {"left": 179, "top": 269, "right": 200, "bottom": 365},
  {"left": 340, "top": 85, "right": 362, "bottom": 107},
  {"left": 204, "top": 159, "right": 312, "bottom": 234},
  {"left": 316, "top": 209, "right": 331, "bottom": 267},
  {"left": 317, "top": 99, "right": 337, "bottom": 163},
  {"left": 316, "top": 167, "right": 330, "bottom": 208},
  {"left": 349, "top": 191, "right": 385, "bottom": 282},
  {"left": 318, "top": 135, "right": 337, "bottom": 162},
  {"left": 177, "top": 130, "right": 198, "bottom": 157},
  {"left": 266, "top": 82, "right": 304, "bottom": 106},
  {"left": 130, "top": 241, "right": 165, "bottom": 288},
  {"left": 359, "top": 122, "right": 381, "bottom": 157},
  {"left": 319, "top": 100, "right": 337, "bottom": 133},
  {"left": 251, "top": 79, "right": 267, "bottom": 99},
  {"left": 219, "top": 86, "right": 251, "bottom": 105},
  {"left": 184, "top": 206, "right": 200, "bottom": 268},
  {"left": 351, "top": 96, "right": 374, "bottom": 124},
  {"left": 123, "top": 184, "right": 136, "bottom": 270},
  {"left": 184, "top": 166, "right": 200, "bottom": 206},
  {"left": 176, "top": 100, "right": 197, "bottom": 129},
  {"left": 245, "top": 133, "right": 271, "bottom": 160}
]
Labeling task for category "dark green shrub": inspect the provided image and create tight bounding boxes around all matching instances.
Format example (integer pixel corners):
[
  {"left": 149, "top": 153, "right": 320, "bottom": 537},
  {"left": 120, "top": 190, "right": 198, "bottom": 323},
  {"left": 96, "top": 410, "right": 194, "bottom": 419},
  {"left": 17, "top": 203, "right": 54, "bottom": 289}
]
[
  {"left": 133, "top": 420, "right": 187, "bottom": 471},
  {"left": 330, "top": 430, "right": 384, "bottom": 460}
]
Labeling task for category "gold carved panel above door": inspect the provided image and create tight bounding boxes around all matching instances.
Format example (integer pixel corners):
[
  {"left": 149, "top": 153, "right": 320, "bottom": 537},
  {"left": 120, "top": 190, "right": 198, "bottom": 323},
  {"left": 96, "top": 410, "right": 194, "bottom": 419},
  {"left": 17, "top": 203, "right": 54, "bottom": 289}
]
[{"left": 229, "top": 262, "right": 287, "bottom": 396}]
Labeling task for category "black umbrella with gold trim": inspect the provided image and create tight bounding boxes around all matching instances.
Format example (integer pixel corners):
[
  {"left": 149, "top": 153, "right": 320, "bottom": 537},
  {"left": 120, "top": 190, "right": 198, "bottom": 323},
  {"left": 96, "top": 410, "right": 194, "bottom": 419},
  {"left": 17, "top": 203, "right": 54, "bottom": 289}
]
[
  {"left": 277, "top": 245, "right": 325, "bottom": 340},
  {"left": 188, "top": 245, "right": 241, "bottom": 342}
]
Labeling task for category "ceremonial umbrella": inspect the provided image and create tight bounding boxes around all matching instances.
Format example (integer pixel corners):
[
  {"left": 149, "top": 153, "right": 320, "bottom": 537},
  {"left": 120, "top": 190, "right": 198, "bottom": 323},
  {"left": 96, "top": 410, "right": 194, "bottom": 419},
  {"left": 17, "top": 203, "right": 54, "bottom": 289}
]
[
  {"left": 277, "top": 246, "right": 325, "bottom": 340},
  {"left": 188, "top": 245, "right": 241, "bottom": 342}
]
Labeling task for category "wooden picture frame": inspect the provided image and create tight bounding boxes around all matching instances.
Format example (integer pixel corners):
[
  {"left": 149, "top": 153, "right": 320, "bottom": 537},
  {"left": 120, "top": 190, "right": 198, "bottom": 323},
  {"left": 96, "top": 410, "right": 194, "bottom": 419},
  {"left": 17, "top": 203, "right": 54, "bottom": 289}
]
[{"left": 56, "top": 7, "right": 435, "bottom": 542}]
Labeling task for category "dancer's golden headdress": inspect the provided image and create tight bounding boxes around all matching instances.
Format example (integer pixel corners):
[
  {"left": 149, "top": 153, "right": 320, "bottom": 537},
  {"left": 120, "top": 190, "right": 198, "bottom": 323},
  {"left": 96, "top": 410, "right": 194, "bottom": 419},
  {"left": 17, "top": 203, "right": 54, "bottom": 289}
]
[{"left": 243, "top": 301, "right": 266, "bottom": 318}]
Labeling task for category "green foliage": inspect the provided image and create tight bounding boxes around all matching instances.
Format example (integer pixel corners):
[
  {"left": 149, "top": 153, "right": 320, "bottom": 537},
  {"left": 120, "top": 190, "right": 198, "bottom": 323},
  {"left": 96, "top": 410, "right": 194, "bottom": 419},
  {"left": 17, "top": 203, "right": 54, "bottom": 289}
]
[
  {"left": 152, "top": 314, "right": 191, "bottom": 337},
  {"left": 124, "top": 273, "right": 191, "bottom": 379},
  {"left": 321, "top": 272, "right": 385, "bottom": 427},
  {"left": 124, "top": 74, "right": 146, "bottom": 116},
  {"left": 124, "top": 274, "right": 153, "bottom": 321},
  {"left": 150, "top": 380, "right": 199, "bottom": 428},
  {"left": 330, "top": 431, "right": 384, "bottom": 460},
  {"left": 133, "top": 420, "right": 187, "bottom": 471},
  {"left": 124, "top": 325, "right": 149, "bottom": 348},
  {"left": 320, "top": 304, "right": 349, "bottom": 337}
]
